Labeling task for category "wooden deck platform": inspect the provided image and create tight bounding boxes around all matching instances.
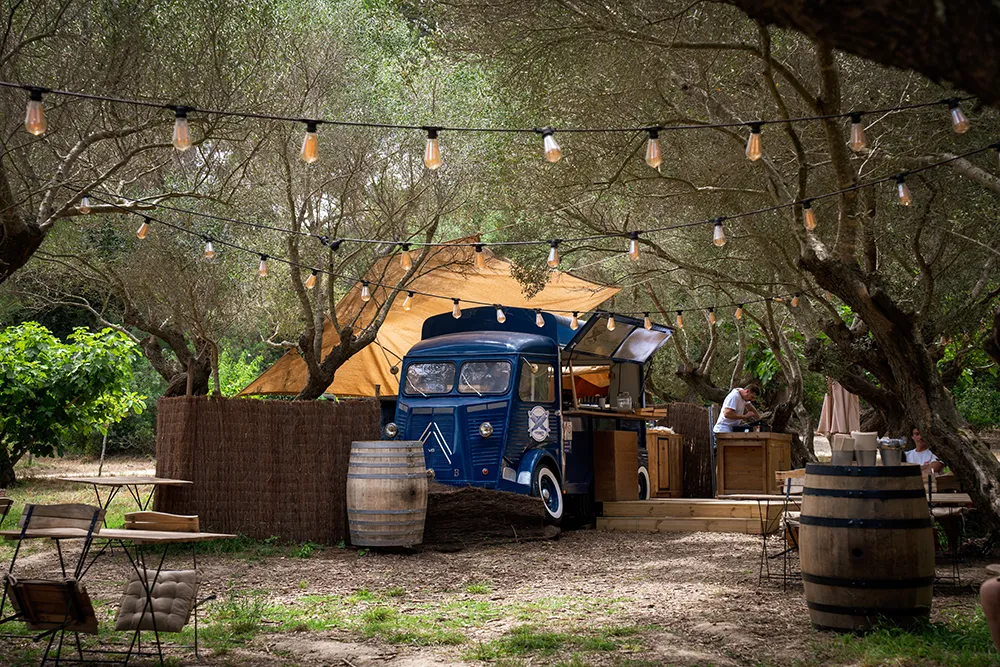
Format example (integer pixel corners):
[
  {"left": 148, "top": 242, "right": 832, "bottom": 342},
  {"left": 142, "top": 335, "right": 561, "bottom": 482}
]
[{"left": 597, "top": 498, "right": 786, "bottom": 535}]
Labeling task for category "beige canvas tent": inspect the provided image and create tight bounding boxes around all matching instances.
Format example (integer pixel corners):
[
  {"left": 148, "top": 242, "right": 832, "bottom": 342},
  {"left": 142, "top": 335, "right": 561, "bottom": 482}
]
[{"left": 240, "top": 239, "right": 618, "bottom": 397}]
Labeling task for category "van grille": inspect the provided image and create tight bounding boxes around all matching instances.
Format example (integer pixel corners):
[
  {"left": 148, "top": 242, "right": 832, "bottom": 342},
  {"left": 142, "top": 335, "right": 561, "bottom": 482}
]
[{"left": 466, "top": 402, "right": 508, "bottom": 468}]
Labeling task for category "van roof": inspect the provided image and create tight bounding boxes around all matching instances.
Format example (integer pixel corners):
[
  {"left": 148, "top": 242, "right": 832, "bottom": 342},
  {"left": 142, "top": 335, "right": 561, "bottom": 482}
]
[{"left": 408, "top": 331, "right": 558, "bottom": 357}]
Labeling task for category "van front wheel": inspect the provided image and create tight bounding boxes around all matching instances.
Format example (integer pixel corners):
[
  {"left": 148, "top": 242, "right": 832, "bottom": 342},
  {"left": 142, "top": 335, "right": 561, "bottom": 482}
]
[{"left": 533, "top": 464, "right": 564, "bottom": 522}]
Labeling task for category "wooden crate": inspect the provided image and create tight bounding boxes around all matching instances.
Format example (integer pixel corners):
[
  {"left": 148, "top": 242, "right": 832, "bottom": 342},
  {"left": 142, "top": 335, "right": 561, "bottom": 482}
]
[
  {"left": 647, "top": 432, "right": 683, "bottom": 498},
  {"left": 715, "top": 432, "right": 792, "bottom": 495},
  {"left": 593, "top": 430, "right": 638, "bottom": 502}
]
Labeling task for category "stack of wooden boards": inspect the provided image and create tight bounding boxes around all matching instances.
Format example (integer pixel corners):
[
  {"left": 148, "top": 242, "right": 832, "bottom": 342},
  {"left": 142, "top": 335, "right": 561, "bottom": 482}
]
[{"left": 597, "top": 498, "right": 783, "bottom": 535}]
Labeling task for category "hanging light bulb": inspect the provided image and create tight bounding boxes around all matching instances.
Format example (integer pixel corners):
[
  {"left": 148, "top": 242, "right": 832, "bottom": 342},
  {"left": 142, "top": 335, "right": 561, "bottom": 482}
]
[
  {"left": 423, "top": 127, "right": 442, "bottom": 170},
  {"left": 258, "top": 255, "right": 268, "bottom": 277},
  {"left": 735, "top": 304, "right": 743, "bottom": 320},
  {"left": 645, "top": 127, "right": 662, "bottom": 168},
  {"left": 361, "top": 281, "right": 371, "bottom": 302},
  {"left": 77, "top": 195, "right": 92, "bottom": 215},
  {"left": 403, "top": 291, "right": 413, "bottom": 311},
  {"left": 24, "top": 88, "right": 46, "bottom": 135},
  {"left": 895, "top": 174, "right": 913, "bottom": 206},
  {"left": 792, "top": 294, "right": 800, "bottom": 308},
  {"left": 535, "top": 309, "right": 545, "bottom": 328},
  {"left": 802, "top": 200, "right": 817, "bottom": 231},
  {"left": 628, "top": 231, "right": 640, "bottom": 261},
  {"left": 712, "top": 218, "right": 727, "bottom": 247},
  {"left": 571, "top": 312, "right": 579, "bottom": 330},
  {"left": 643, "top": 313, "right": 652, "bottom": 330},
  {"left": 541, "top": 128, "right": 562, "bottom": 163},
  {"left": 172, "top": 107, "right": 192, "bottom": 151},
  {"left": 547, "top": 240, "right": 560, "bottom": 268},
  {"left": 452, "top": 299, "right": 462, "bottom": 319},
  {"left": 203, "top": 238, "right": 215, "bottom": 259},
  {"left": 676, "top": 310, "right": 684, "bottom": 329},
  {"left": 947, "top": 99, "right": 970, "bottom": 134},
  {"left": 300, "top": 120, "right": 319, "bottom": 163},
  {"left": 606, "top": 314, "right": 616, "bottom": 331},
  {"left": 399, "top": 243, "right": 413, "bottom": 271},
  {"left": 496, "top": 305, "right": 506, "bottom": 324},
  {"left": 135, "top": 217, "right": 150, "bottom": 239},
  {"left": 305, "top": 270, "right": 318, "bottom": 290},
  {"left": 745, "top": 123, "right": 763, "bottom": 161},
  {"left": 708, "top": 308, "right": 717, "bottom": 325},
  {"left": 474, "top": 244, "right": 486, "bottom": 270},
  {"left": 848, "top": 112, "right": 867, "bottom": 152}
]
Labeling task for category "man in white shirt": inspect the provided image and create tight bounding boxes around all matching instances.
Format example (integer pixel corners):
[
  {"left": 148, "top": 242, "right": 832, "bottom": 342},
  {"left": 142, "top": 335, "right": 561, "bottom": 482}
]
[
  {"left": 713, "top": 385, "right": 760, "bottom": 433},
  {"left": 905, "top": 427, "right": 944, "bottom": 472}
]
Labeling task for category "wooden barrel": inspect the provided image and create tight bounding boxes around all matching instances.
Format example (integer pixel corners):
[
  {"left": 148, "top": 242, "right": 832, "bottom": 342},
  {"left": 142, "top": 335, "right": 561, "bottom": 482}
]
[
  {"left": 799, "top": 463, "right": 934, "bottom": 632},
  {"left": 346, "top": 441, "right": 428, "bottom": 547}
]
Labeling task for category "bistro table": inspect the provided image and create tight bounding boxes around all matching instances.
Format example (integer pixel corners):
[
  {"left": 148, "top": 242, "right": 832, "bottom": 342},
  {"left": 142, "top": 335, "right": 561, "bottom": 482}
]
[
  {"left": 58, "top": 476, "right": 193, "bottom": 518},
  {"left": 718, "top": 493, "right": 801, "bottom": 585}
]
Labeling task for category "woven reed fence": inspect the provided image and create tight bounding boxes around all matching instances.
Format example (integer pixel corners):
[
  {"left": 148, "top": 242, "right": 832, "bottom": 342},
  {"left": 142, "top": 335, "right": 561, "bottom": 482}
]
[
  {"left": 155, "top": 396, "right": 380, "bottom": 543},
  {"left": 665, "top": 402, "right": 713, "bottom": 498}
]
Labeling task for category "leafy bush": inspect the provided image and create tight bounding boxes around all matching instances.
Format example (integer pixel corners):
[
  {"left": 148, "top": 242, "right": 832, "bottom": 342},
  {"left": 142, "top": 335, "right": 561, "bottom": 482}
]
[{"left": 955, "top": 383, "right": 1000, "bottom": 428}]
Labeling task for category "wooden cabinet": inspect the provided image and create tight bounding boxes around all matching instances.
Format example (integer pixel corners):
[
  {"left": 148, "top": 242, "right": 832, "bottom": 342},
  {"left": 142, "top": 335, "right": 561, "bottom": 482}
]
[
  {"left": 715, "top": 432, "right": 792, "bottom": 496},
  {"left": 593, "top": 430, "right": 638, "bottom": 501},
  {"left": 647, "top": 432, "right": 683, "bottom": 498}
]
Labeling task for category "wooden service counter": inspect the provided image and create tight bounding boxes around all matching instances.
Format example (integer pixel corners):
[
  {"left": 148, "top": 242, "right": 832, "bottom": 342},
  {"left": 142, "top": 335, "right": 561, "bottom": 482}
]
[{"left": 715, "top": 432, "right": 792, "bottom": 496}]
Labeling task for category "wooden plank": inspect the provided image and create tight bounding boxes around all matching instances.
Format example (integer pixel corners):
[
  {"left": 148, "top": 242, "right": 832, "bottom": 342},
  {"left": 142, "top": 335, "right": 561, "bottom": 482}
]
[
  {"left": 596, "top": 516, "right": 774, "bottom": 535},
  {"left": 124, "top": 511, "right": 199, "bottom": 532},
  {"left": 57, "top": 476, "right": 193, "bottom": 486},
  {"left": 603, "top": 500, "right": 783, "bottom": 520}
]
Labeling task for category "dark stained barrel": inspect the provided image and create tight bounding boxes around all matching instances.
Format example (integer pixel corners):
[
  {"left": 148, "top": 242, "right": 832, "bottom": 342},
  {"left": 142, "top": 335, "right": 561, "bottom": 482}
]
[
  {"left": 346, "top": 441, "right": 428, "bottom": 547},
  {"left": 799, "top": 463, "right": 934, "bottom": 632}
]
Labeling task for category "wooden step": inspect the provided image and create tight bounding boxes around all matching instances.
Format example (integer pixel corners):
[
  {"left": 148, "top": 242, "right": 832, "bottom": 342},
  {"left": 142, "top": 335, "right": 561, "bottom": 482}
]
[
  {"left": 602, "top": 499, "right": 786, "bottom": 520},
  {"left": 597, "top": 516, "right": 775, "bottom": 535}
]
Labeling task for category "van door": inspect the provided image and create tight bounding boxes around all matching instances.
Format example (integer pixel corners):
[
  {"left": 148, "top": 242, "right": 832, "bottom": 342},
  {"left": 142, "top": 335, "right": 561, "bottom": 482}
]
[{"left": 507, "top": 358, "right": 560, "bottom": 472}]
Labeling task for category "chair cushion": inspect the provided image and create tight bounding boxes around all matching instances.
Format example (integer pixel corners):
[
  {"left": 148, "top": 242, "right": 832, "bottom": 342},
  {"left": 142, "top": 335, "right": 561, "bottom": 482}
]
[{"left": 115, "top": 569, "right": 197, "bottom": 633}]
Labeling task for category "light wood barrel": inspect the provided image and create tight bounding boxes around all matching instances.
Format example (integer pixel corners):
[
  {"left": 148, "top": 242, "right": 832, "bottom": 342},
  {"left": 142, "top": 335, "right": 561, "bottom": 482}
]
[
  {"left": 347, "top": 441, "right": 427, "bottom": 547},
  {"left": 800, "top": 463, "right": 934, "bottom": 632}
]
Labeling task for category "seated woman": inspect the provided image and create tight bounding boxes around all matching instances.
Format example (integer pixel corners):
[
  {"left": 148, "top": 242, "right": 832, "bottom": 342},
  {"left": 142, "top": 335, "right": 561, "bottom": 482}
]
[{"left": 905, "top": 427, "right": 944, "bottom": 473}]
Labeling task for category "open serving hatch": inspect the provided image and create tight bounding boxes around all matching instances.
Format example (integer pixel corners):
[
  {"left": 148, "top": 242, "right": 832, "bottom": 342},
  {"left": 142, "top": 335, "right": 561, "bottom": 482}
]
[{"left": 563, "top": 312, "right": 672, "bottom": 365}]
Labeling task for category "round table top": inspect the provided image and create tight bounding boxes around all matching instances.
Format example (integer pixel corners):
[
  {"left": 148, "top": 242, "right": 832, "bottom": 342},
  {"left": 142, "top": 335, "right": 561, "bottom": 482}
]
[{"left": 986, "top": 564, "right": 1000, "bottom": 577}]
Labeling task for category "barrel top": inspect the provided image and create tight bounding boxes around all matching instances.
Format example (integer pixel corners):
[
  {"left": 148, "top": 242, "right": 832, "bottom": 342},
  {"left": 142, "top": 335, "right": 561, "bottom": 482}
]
[{"left": 805, "top": 463, "right": 922, "bottom": 477}]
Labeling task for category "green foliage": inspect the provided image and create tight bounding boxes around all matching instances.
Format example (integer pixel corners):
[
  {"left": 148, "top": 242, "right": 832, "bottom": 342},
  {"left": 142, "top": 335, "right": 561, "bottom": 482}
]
[
  {"left": 216, "top": 345, "right": 267, "bottom": 397},
  {"left": 0, "top": 322, "right": 144, "bottom": 472},
  {"left": 950, "top": 348, "right": 1000, "bottom": 428},
  {"left": 465, "top": 581, "right": 492, "bottom": 594}
]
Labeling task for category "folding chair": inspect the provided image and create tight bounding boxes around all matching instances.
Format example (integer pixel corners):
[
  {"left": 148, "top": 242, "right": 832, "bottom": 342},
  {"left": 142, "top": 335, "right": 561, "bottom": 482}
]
[
  {"left": 3, "top": 575, "right": 121, "bottom": 665},
  {"left": 771, "top": 469, "right": 804, "bottom": 589}
]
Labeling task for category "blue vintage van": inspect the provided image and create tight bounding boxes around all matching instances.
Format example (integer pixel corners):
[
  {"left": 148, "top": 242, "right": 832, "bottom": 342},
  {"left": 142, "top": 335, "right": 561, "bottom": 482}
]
[{"left": 384, "top": 306, "right": 672, "bottom": 521}]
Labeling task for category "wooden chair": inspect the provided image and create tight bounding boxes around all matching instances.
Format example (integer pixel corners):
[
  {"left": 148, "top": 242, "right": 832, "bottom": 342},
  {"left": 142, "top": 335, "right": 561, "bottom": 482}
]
[
  {"left": 0, "top": 497, "right": 12, "bottom": 528},
  {"left": 124, "top": 511, "right": 199, "bottom": 533}
]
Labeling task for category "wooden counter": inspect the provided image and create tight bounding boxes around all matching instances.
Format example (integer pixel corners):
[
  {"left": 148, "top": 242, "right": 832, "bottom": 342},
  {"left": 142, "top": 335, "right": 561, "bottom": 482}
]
[
  {"left": 647, "top": 432, "right": 683, "bottom": 498},
  {"left": 715, "top": 432, "right": 792, "bottom": 496},
  {"left": 563, "top": 409, "right": 649, "bottom": 421}
]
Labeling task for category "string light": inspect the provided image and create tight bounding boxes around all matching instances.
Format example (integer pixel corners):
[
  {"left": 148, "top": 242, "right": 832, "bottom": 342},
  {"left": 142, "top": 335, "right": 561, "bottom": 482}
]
[
  {"left": 496, "top": 305, "right": 506, "bottom": 323},
  {"left": 606, "top": 314, "right": 616, "bottom": 331},
  {"left": 172, "top": 107, "right": 191, "bottom": 151},
  {"left": 792, "top": 294, "right": 800, "bottom": 307},
  {"left": 643, "top": 312, "right": 652, "bottom": 330},
  {"left": 258, "top": 255, "right": 268, "bottom": 277},
  {"left": 135, "top": 217, "right": 150, "bottom": 239},
  {"left": 745, "top": 123, "right": 763, "bottom": 161},
  {"left": 708, "top": 307, "right": 716, "bottom": 325},
  {"left": 547, "top": 240, "right": 560, "bottom": 268},
  {"left": 628, "top": 231, "right": 640, "bottom": 261},
  {"left": 361, "top": 281, "right": 371, "bottom": 302},
  {"left": 735, "top": 304, "right": 743, "bottom": 320},
  {"left": 676, "top": 310, "right": 684, "bottom": 329},
  {"left": 452, "top": 299, "right": 462, "bottom": 319},
  {"left": 24, "top": 88, "right": 46, "bottom": 135},
  {"left": 540, "top": 128, "right": 562, "bottom": 163},
  {"left": 802, "top": 200, "right": 817, "bottom": 231},
  {"left": 423, "top": 127, "right": 442, "bottom": 170},
  {"left": 535, "top": 309, "right": 545, "bottom": 327},
  {"left": 848, "top": 112, "right": 867, "bottom": 152},
  {"left": 895, "top": 174, "right": 913, "bottom": 206},
  {"left": 571, "top": 312, "right": 579, "bottom": 330},
  {"left": 300, "top": 121, "right": 319, "bottom": 163},
  {"left": 474, "top": 244, "right": 486, "bottom": 270},
  {"left": 399, "top": 243, "right": 412, "bottom": 271},
  {"left": 77, "top": 195, "right": 91, "bottom": 215},
  {"left": 403, "top": 291, "right": 413, "bottom": 310},
  {"left": 305, "top": 269, "right": 318, "bottom": 289},
  {"left": 645, "top": 128, "right": 662, "bottom": 168},
  {"left": 203, "top": 238, "right": 215, "bottom": 259},
  {"left": 947, "top": 99, "right": 970, "bottom": 134},
  {"left": 712, "top": 218, "right": 726, "bottom": 247}
]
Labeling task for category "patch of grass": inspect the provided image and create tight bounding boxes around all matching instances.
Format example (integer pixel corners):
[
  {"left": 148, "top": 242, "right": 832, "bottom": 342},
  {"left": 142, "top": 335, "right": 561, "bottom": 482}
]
[
  {"left": 465, "top": 580, "right": 492, "bottom": 594},
  {"left": 466, "top": 623, "right": 650, "bottom": 661},
  {"left": 359, "top": 604, "right": 465, "bottom": 646},
  {"left": 194, "top": 591, "right": 268, "bottom": 653},
  {"left": 384, "top": 585, "right": 406, "bottom": 597},
  {"left": 298, "top": 579, "right": 308, "bottom": 589},
  {"left": 818, "top": 608, "right": 998, "bottom": 667},
  {"left": 291, "top": 541, "right": 320, "bottom": 558}
]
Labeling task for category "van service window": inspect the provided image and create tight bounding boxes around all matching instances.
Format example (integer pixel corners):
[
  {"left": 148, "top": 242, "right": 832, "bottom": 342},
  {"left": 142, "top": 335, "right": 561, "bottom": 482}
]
[
  {"left": 404, "top": 362, "right": 456, "bottom": 395},
  {"left": 458, "top": 361, "right": 512, "bottom": 394},
  {"left": 518, "top": 361, "right": 555, "bottom": 402}
]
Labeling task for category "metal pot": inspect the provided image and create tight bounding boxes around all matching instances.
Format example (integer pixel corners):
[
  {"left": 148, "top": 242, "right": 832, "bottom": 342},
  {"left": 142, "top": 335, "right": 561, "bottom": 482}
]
[
  {"left": 879, "top": 446, "right": 903, "bottom": 467},
  {"left": 831, "top": 451, "right": 855, "bottom": 465}
]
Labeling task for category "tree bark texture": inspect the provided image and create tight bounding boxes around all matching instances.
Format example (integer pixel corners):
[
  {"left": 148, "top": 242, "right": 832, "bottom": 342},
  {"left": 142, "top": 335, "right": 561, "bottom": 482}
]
[{"left": 723, "top": 0, "right": 1000, "bottom": 104}]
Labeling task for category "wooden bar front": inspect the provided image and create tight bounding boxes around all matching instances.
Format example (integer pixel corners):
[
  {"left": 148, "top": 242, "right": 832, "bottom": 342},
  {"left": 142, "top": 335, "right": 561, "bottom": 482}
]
[
  {"left": 715, "top": 432, "right": 792, "bottom": 496},
  {"left": 647, "top": 432, "right": 683, "bottom": 498}
]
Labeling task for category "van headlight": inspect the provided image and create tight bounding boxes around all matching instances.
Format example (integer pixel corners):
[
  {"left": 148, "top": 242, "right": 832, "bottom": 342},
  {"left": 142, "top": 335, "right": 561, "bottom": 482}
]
[
  {"left": 479, "top": 422, "right": 494, "bottom": 438},
  {"left": 384, "top": 422, "right": 399, "bottom": 438}
]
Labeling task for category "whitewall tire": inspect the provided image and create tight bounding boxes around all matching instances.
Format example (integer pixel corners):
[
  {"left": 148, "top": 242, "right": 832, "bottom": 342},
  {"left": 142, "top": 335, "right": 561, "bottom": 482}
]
[
  {"left": 534, "top": 465, "right": 564, "bottom": 521},
  {"left": 638, "top": 466, "right": 651, "bottom": 500}
]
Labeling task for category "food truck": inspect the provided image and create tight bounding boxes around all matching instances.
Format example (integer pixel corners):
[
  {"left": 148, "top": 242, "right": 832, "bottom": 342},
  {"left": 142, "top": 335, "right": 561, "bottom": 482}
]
[{"left": 383, "top": 306, "right": 672, "bottom": 521}]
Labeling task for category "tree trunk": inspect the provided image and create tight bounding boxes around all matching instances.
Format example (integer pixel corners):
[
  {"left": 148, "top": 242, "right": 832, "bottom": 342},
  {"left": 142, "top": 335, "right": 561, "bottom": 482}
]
[
  {"left": 0, "top": 223, "right": 44, "bottom": 285},
  {"left": 674, "top": 363, "right": 728, "bottom": 404},
  {"left": 162, "top": 361, "right": 212, "bottom": 397},
  {"left": 0, "top": 445, "right": 16, "bottom": 487},
  {"left": 721, "top": 0, "right": 1000, "bottom": 105},
  {"left": 987, "top": 304, "right": 1000, "bottom": 366}
]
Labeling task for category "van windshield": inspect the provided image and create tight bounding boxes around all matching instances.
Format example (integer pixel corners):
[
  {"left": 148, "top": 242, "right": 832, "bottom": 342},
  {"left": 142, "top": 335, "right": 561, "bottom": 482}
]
[
  {"left": 458, "top": 361, "right": 512, "bottom": 395},
  {"left": 404, "top": 362, "right": 456, "bottom": 395}
]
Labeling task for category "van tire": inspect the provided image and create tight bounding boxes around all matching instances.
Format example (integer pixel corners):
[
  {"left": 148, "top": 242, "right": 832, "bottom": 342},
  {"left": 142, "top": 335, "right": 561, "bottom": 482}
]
[
  {"left": 638, "top": 466, "right": 651, "bottom": 500},
  {"left": 533, "top": 464, "right": 564, "bottom": 523}
]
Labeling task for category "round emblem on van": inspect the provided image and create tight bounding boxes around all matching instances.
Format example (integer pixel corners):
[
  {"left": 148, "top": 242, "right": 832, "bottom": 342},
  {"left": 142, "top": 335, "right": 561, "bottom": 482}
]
[{"left": 527, "top": 405, "right": 551, "bottom": 442}]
